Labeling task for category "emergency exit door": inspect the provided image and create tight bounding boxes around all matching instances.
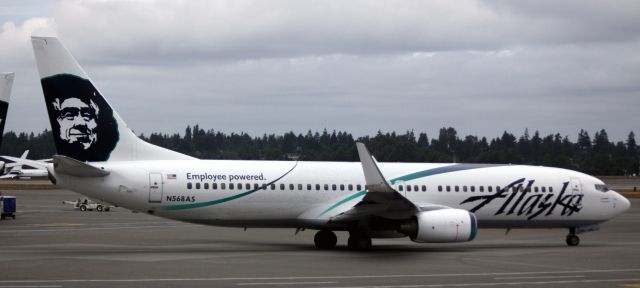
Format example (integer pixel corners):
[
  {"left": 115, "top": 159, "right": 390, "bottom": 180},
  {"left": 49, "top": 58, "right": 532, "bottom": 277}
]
[{"left": 148, "top": 173, "right": 163, "bottom": 203}]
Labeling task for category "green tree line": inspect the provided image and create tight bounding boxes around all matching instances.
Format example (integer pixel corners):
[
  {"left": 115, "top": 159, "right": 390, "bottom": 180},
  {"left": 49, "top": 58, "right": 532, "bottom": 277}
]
[{"left": 1, "top": 127, "right": 637, "bottom": 176}]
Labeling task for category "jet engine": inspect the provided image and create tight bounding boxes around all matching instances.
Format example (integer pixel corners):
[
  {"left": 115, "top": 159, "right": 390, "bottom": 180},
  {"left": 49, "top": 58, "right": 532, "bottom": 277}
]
[{"left": 398, "top": 209, "right": 478, "bottom": 243}]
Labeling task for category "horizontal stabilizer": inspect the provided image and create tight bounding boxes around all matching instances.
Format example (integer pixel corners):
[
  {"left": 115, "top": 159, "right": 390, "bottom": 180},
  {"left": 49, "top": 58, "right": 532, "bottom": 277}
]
[{"left": 53, "top": 155, "right": 110, "bottom": 177}]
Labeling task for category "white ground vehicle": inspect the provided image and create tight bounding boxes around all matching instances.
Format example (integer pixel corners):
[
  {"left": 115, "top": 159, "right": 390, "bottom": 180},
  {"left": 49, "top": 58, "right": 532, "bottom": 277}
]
[{"left": 63, "top": 199, "right": 112, "bottom": 212}]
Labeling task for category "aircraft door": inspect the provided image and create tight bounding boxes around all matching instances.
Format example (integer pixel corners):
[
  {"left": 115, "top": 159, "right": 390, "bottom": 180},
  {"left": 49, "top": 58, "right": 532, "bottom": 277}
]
[
  {"left": 570, "top": 177, "right": 582, "bottom": 195},
  {"left": 148, "top": 173, "right": 163, "bottom": 203}
]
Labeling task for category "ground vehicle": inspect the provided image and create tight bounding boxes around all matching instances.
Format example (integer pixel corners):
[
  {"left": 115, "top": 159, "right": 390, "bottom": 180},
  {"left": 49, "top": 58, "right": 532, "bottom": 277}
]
[
  {"left": 63, "top": 199, "right": 112, "bottom": 212},
  {"left": 0, "top": 196, "right": 16, "bottom": 219}
]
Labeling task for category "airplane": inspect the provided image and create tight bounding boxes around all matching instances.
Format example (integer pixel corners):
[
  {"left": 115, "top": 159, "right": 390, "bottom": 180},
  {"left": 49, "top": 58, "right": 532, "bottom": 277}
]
[
  {"left": 0, "top": 150, "right": 50, "bottom": 179},
  {"left": 27, "top": 35, "right": 630, "bottom": 250},
  {"left": 0, "top": 72, "right": 14, "bottom": 172}
]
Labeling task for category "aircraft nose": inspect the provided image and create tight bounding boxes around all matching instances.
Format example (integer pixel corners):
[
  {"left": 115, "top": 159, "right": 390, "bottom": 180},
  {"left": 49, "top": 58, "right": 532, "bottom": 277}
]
[{"left": 617, "top": 192, "right": 631, "bottom": 212}]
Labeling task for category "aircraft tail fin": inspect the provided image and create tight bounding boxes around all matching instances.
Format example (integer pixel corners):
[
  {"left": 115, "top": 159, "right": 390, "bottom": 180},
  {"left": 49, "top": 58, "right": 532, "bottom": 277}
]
[
  {"left": 31, "top": 36, "right": 194, "bottom": 162},
  {"left": 0, "top": 72, "right": 14, "bottom": 147}
]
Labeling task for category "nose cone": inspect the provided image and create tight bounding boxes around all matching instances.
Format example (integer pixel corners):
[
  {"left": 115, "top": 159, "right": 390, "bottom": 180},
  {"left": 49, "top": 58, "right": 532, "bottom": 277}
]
[{"left": 617, "top": 192, "right": 631, "bottom": 212}]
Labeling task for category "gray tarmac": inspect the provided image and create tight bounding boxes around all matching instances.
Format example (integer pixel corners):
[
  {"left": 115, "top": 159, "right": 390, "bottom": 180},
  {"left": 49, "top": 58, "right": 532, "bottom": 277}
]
[{"left": 0, "top": 187, "right": 639, "bottom": 288}]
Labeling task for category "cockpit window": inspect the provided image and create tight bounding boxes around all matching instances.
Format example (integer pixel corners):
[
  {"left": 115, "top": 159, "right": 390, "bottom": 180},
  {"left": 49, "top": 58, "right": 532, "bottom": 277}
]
[{"left": 595, "top": 184, "right": 609, "bottom": 192}]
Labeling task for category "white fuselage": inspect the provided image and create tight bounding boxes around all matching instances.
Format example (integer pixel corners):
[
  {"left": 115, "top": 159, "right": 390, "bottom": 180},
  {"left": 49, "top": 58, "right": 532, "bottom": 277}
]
[{"left": 50, "top": 160, "right": 629, "bottom": 231}]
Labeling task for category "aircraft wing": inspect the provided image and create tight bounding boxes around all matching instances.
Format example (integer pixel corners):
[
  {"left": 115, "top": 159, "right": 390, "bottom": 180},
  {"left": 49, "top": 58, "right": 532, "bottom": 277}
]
[{"left": 326, "top": 143, "right": 418, "bottom": 223}]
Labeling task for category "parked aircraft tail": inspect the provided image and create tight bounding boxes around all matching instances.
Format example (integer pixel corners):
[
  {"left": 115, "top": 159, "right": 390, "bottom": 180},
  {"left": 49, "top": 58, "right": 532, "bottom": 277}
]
[
  {"left": 0, "top": 72, "right": 14, "bottom": 146},
  {"left": 31, "top": 36, "right": 194, "bottom": 162}
]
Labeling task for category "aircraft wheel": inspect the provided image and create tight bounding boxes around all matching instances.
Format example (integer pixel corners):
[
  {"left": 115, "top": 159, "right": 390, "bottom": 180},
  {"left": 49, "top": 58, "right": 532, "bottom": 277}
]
[
  {"left": 314, "top": 230, "right": 337, "bottom": 249},
  {"left": 566, "top": 234, "right": 580, "bottom": 246},
  {"left": 96, "top": 205, "right": 104, "bottom": 212},
  {"left": 79, "top": 205, "right": 87, "bottom": 211},
  {"left": 347, "top": 233, "right": 372, "bottom": 251}
]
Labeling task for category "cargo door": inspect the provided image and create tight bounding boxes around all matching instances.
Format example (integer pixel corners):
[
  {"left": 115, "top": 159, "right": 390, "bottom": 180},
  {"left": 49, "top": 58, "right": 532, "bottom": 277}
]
[{"left": 148, "top": 173, "right": 163, "bottom": 203}]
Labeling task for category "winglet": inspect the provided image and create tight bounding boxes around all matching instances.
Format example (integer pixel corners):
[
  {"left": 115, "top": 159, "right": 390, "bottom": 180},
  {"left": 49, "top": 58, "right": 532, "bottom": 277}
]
[
  {"left": 53, "top": 155, "right": 110, "bottom": 177},
  {"left": 356, "top": 142, "right": 395, "bottom": 193}
]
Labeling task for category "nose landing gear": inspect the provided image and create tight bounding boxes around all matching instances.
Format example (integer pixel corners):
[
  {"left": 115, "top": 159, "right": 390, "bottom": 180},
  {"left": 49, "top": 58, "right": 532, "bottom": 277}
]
[{"left": 566, "top": 227, "right": 580, "bottom": 246}]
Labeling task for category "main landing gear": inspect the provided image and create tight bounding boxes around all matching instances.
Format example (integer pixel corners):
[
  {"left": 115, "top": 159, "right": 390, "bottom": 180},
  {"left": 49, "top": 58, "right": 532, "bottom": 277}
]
[
  {"left": 314, "top": 230, "right": 337, "bottom": 249},
  {"left": 347, "top": 231, "right": 372, "bottom": 250},
  {"left": 313, "top": 230, "right": 373, "bottom": 250},
  {"left": 566, "top": 227, "right": 580, "bottom": 246}
]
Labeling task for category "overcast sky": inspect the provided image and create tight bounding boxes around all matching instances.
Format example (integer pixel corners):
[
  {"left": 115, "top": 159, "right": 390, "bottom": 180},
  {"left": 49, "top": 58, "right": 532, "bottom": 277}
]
[{"left": 1, "top": 0, "right": 638, "bottom": 141}]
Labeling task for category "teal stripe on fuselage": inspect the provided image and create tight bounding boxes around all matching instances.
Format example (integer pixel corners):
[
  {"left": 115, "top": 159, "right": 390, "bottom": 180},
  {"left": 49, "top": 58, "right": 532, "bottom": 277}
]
[{"left": 319, "top": 164, "right": 506, "bottom": 217}]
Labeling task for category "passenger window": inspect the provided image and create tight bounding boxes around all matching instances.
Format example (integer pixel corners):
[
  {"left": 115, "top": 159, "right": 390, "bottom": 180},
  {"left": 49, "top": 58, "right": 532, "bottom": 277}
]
[
  {"left": 406, "top": 185, "right": 411, "bottom": 192},
  {"left": 332, "top": 184, "right": 337, "bottom": 191},
  {"left": 307, "top": 184, "right": 312, "bottom": 190},
  {"left": 196, "top": 183, "right": 201, "bottom": 189},
  {"left": 357, "top": 184, "right": 362, "bottom": 191},
  {"left": 348, "top": 184, "right": 353, "bottom": 191},
  {"left": 280, "top": 184, "right": 285, "bottom": 190},
  {"left": 541, "top": 187, "right": 546, "bottom": 193},
  {"left": 212, "top": 183, "right": 217, "bottom": 190},
  {"left": 496, "top": 186, "right": 501, "bottom": 192},
  {"left": 340, "top": 184, "right": 345, "bottom": 191},
  {"left": 270, "top": 184, "right": 275, "bottom": 190},
  {"left": 204, "top": 183, "right": 209, "bottom": 189},
  {"left": 324, "top": 184, "right": 329, "bottom": 190},
  {"left": 298, "top": 184, "right": 303, "bottom": 190},
  {"left": 221, "top": 183, "right": 226, "bottom": 190},
  {"left": 534, "top": 186, "right": 539, "bottom": 193},
  {"left": 421, "top": 185, "right": 426, "bottom": 192},
  {"left": 446, "top": 185, "right": 451, "bottom": 192},
  {"left": 470, "top": 186, "right": 475, "bottom": 192},
  {"left": 549, "top": 187, "right": 553, "bottom": 193},
  {"left": 289, "top": 184, "right": 295, "bottom": 190},
  {"left": 254, "top": 183, "right": 259, "bottom": 190},
  {"left": 488, "top": 186, "right": 492, "bottom": 192},
  {"left": 455, "top": 186, "right": 459, "bottom": 192},
  {"left": 246, "top": 183, "right": 251, "bottom": 190},
  {"left": 438, "top": 185, "right": 443, "bottom": 192},
  {"left": 316, "top": 184, "right": 320, "bottom": 190},
  {"left": 261, "top": 184, "right": 267, "bottom": 189},
  {"left": 187, "top": 183, "right": 192, "bottom": 189},
  {"left": 229, "top": 183, "right": 234, "bottom": 190},
  {"left": 479, "top": 186, "right": 484, "bottom": 192},
  {"left": 463, "top": 186, "right": 467, "bottom": 192}
]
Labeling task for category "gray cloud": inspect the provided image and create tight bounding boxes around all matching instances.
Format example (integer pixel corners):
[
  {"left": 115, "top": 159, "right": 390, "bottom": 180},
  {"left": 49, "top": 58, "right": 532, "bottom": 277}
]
[{"left": 0, "top": 0, "right": 638, "bottom": 141}]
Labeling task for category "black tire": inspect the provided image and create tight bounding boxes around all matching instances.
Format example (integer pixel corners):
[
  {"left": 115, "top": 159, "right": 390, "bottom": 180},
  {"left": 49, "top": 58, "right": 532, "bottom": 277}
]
[
  {"left": 314, "top": 230, "right": 337, "bottom": 249},
  {"left": 566, "top": 235, "right": 580, "bottom": 246},
  {"left": 96, "top": 205, "right": 104, "bottom": 212},
  {"left": 348, "top": 233, "right": 372, "bottom": 251},
  {"left": 79, "top": 205, "right": 87, "bottom": 211}
]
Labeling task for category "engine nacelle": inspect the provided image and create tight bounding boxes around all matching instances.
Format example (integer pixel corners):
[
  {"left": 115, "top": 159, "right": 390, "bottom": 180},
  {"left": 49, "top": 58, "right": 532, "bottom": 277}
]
[{"left": 399, "top": 209, "right": 478, "bottom": 243}]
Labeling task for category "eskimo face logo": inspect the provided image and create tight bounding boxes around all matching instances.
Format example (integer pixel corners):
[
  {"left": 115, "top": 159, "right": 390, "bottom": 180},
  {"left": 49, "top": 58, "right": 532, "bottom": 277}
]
[
  {"left": 41, "top": 74, "right": 119, "bottom": 162},
  {"left": 52, "top": 96, "right": 100, "bottom": 149}
]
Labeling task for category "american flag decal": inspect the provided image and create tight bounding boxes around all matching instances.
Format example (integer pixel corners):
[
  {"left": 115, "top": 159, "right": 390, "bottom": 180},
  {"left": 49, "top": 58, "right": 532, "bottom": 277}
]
[{"left": 167, "top": 174, "right": 177, "bottom": 180}]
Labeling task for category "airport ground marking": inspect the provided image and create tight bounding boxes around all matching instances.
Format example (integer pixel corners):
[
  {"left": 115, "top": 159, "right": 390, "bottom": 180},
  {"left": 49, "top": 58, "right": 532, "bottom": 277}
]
[
  {"left": 0, "top": 268, "right": 639, "bottom": 283},
  {"left": 236, "top": 281, "right": 337, "bottom": 286}
]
